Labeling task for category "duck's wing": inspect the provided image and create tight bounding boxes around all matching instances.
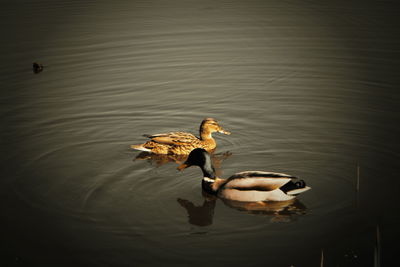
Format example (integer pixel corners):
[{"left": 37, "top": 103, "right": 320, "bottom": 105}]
[
  {"left": 144, "top": 132, "right": 198, "bottom": 145},
  {"left": 229, "top": 171, "right": 297, "bottom": 179},
  {"left": 224, "top": 171, "right": 296, "bottom": 192}
]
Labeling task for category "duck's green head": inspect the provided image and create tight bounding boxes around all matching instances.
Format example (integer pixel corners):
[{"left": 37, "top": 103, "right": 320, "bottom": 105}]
[{"left": 177, "top": 148, "right": 216, "bottom": 179}]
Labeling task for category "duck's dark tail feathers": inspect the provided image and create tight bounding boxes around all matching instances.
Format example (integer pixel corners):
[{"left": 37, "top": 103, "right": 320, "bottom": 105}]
[{"left": 280, "top": 180, "right": 311, "bottom": 195}]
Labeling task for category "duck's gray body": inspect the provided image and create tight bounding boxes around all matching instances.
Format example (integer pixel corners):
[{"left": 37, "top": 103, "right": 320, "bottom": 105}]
[
  {"left": 180, "top": 148, "right": 311, "bottom": 202},
  {"left": 203, "top": 171, "right": 310, "bottom": 202}
]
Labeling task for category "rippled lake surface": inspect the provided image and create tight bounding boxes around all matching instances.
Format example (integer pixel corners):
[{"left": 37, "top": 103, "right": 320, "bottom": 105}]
[{"left": 1, "top": 0, "right": 399, "bottom": 266}]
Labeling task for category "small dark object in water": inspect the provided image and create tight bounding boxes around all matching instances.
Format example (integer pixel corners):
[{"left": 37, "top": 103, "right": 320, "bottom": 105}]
[{"left": 33, "top": 62, "right": 44, "bottom": 73}]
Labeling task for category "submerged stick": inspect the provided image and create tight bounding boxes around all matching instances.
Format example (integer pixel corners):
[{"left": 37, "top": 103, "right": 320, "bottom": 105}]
[
  {"left": 374, "top": 225, "right": 381, "bottom": 267},
  {"left": 320, "top": 248, "right": 324, "bottom": 267},
  {"left": 356, "top": 164, "right": 360, "bottom": 192}
]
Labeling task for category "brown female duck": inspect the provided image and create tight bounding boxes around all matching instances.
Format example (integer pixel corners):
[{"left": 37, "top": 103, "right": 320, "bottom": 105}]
[{"left": 131, "top": 118, "right": 231, "bottom": 155}]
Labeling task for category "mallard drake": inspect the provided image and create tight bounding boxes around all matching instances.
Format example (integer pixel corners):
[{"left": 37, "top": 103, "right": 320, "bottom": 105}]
[
  {"left": 131, "top": 118, "right": 230, "bottom": 155},
  {"left": 178, "top": 148, "right": 311, "bottom": 202}
]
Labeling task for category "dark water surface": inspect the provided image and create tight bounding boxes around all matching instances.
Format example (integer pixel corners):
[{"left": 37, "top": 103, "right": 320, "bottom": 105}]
[{"left": 1, "top": 0, "right": 399, "bottom": 266}]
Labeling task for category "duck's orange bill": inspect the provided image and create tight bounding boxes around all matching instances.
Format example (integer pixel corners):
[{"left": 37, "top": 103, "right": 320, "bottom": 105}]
[
  {"left": 219, "top": 129, "right": 231, "bottom": 135},
  {"left": 177, "top": 163, "right": 189, "bottom": 171}
]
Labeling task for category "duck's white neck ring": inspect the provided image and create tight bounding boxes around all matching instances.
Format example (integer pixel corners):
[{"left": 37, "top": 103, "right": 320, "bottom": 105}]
[{"left": 203, "top": 177, "right": 215, "bottom": 183}]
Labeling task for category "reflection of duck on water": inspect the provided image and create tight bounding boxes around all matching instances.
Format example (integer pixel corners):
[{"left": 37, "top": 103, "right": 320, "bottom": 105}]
[
  {"left": 221, "top": 198, "right": 307, "bottom": 223},
  {"left": 177, "top": 194, "right": 216, "bottom": 227},
  {"left": 178, "top": 193, "right": 307, "bottom": 226},
  {"left": 134, "top": 149, "right": 232, "bottom": 175},
  {"left": 178, "top": 148, "right": 311, "bottom": 202},
  {"left": 134, "top": 152, "right": 188, "bottom": 166}
]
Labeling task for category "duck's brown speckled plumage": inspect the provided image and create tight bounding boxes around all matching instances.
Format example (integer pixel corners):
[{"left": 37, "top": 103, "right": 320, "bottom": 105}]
[{"left": 131, "top": 118, "right": 230, "bottom": 155}]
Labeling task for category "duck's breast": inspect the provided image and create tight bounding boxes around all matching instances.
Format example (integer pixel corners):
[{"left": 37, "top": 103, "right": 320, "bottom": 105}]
[{"left": 200, "top": 138, "right": 216, "bottom": 150}]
